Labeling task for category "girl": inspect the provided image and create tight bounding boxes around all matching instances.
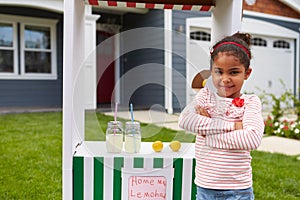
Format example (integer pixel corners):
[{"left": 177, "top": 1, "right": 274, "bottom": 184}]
[{"left": 179, "top": 32, "right": 264, "bottom": 200}]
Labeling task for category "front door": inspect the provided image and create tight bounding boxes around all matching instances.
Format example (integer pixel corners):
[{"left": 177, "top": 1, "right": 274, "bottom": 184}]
[{"left": 96, "top": 31, "right": 115, "bottom": 104}]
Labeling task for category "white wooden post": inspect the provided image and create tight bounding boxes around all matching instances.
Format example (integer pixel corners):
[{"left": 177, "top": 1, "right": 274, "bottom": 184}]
[
  {"left": 84, "top": 6, "right": 100, "bottom": 109},
  {"left": 63, "top": 0, "right": 85, "bottom": 199},
  {"left": 211, "top": 0, "right": 243, "bottom": 44},
  {"left": 164, "top": 10, "right": 173, "bottom": 114}
]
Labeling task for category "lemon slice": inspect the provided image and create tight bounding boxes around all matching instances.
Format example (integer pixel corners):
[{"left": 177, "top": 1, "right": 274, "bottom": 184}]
[
  {"left": 169, "top": 141, "right": 181, "bottom": 152},
  {"left": 152, "top": 141, "right": 163, "bottom": 152}
]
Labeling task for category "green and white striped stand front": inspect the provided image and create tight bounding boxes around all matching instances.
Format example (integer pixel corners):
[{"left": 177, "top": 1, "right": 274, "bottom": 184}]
[{"left": 73, "top": 142, "right": 196, "bottom": 200}]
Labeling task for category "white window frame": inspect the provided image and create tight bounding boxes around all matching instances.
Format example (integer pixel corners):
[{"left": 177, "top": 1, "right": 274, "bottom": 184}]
[
  {"left": 0, "top": 14, "right": 58, "bottom": 80},
  {"left": 0, "top": 20, "right": 18, "bottom": 77}
]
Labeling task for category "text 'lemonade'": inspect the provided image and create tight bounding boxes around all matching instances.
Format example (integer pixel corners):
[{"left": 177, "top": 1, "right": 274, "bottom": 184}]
[
  {"left": 125, "top": 121, "right": 141, "bottom": 153},
  {"left": 106, "top": 121, "right": 123, "bottom": 153}
]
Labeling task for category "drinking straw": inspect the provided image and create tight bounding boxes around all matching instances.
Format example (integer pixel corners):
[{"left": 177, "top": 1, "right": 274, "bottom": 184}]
[
  {"left": 114, "top": 102, "right": 118, "bottom": 135},
  {"left": 114, "top": 102, "right": 118, "bottom": 123},
  {"left": 130, "top": 103, "right": 137, "bottom": 152},
  {"left": 130, "top": 103, "right": 134, "bottom": 122}
]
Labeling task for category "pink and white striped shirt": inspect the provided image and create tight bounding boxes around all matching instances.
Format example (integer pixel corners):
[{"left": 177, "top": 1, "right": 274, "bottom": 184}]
[{"left": 178, "top": 88, "right": 264, "bottom": 189}]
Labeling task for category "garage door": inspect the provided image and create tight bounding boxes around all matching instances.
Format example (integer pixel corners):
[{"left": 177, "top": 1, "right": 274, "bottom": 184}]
[{"left": 243, "top": 35, "right": 294, "bottom": 98}]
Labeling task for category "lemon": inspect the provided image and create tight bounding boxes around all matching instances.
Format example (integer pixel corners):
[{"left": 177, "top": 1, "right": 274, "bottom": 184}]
[
  {"left": 169, "top": 141, "right": 181, "bottom": 152},
  {"left": 202, "top": 79, "right": 207, "bottom": 87},
  {"left": 152, "top": 141, "right": 163, "bottom": 152}
]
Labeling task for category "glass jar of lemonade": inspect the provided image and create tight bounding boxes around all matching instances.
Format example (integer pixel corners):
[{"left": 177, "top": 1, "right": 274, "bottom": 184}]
[
  {"left": 124, "top": 121, "right": 141, "bottom": 153},
  {"left": 106, "top": 121, "right": 123, "bottom": 153}
]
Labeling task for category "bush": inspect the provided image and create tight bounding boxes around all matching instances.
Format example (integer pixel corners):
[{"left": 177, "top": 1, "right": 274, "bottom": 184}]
[
  {"left": 258, "top": 80, "right": 300, "bottom": 140},
  {"left": 264, "top": 117, "right": 300, "bottom": 140}
]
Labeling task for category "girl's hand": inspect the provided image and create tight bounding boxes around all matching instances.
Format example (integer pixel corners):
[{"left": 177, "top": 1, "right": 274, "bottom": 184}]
[
  {"left": 195, "top": 105, "right": 211, "bottom": 118},
  {"left": 235, "top": 121, "right": 243, "bottom": 130}
]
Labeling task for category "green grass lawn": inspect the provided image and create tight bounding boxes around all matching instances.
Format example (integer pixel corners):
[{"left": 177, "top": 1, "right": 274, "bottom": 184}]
[
  {"left": 0, "top": 112, "right": 300, "bottom": 199},
  {"left": 0, "top": 112, "right": 62, "bottom": 199}
]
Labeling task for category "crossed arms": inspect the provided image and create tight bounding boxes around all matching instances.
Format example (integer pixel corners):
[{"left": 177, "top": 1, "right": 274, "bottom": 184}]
[{"left": 178, "top": 90, "right": 265, "bottom": 150}]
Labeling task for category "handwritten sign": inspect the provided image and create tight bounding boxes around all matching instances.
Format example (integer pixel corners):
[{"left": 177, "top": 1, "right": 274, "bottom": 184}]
[
  {"left": 128, "top": 176, "right": 166, "bottom": 200},
  {"left": 122, "top": 167, "right": 174, "bottom": 200}
]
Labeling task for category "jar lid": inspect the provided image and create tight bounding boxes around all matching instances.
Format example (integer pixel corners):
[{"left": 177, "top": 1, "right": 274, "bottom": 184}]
[
  {"left": 125, "top": 121, "right": 140, "bottom": 125},
  {"left": 108, "top": 121, "right": 122, "bottom": 127},
  {"left": 109, "top": 120, "right": 121, "bottom": 124}
]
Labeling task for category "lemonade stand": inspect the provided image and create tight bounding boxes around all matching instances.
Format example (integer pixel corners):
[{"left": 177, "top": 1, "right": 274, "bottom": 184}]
[{"left": 63, "top": 0, "right": 244, "bottom": 199}]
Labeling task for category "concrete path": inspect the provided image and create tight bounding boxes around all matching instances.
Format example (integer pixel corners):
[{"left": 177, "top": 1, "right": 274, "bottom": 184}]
[
  {"left": 103, "top": 109, "right": 300, "bottom": 156},
  {"left": 258, "top": 136, "right": 300, "bottom": 156},
  {"left": 0, "top": 106, "right": 62, "bottom": 114}
]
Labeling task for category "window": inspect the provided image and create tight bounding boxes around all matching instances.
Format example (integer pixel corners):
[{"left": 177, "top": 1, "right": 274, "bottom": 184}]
[
  {"left": 273, "top": 40, "right": 290, "bottom": 49},
  {"left": 0, "top": 22, "right": 17, "bottom": 74},
  {"left": 190, "top": 31, "right": 211, "bottom": 41},
  {"left": 0, "top": 14, "right": 57, "bottom": 79},
  {"left": 251, "top": 37, "right": 267, "bottom": 47}
]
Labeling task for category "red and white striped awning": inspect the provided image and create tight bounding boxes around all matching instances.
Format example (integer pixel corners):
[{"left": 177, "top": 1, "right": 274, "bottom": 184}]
[{"left": 85, "top": 0, "right": 215, "bottom": 11}]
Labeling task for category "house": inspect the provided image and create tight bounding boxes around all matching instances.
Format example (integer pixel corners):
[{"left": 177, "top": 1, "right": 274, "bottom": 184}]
[
  {"left": 0, "top": 0, "right": 299, "bottom": 113},
  {"left": 0, "top": 1, "right": 64, "bottom": 108},
  {"left": 1, "top": 0, "right": 297, "bottom": 199}
]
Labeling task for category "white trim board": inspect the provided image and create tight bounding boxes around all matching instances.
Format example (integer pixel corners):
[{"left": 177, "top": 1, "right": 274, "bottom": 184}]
[
  {"left": 0, "top": 0, "right": 63, "bottom": 13},
  {"left": 242, "top": 18, "right": 299, "bottom": 38},
  {"left": 244, "top": 10, "right": 300, "bottom": 24},
  {"left": 187, "top": 17, "right": 299, "bottom": 38}
]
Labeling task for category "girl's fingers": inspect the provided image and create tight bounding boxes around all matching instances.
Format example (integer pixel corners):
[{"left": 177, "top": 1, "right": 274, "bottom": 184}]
[
  {"left": 195, "top": 105, "right": 201, "bottom": 114},
  {"left": 195, "top": 106, "right": 211, "bottom": 118}
]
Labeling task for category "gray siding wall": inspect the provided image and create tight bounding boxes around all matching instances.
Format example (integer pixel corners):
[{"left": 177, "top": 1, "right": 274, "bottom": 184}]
[
  {"left": 0, "top": 6, "right": 63, "bottom": 107},
  {"left": 172, "top": 10, "right": 210, "bottom": 112},
  {"left": 121, "top": 10, "right": 164, "bottom": 108}
]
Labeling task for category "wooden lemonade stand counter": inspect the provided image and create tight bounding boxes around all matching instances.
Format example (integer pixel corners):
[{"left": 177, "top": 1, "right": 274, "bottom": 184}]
[
  {"left": 73, "top": 142, "right": 196, "bottom": 200},
  {"left": 63, "top": 1, "right": 244, "bottom": 199}
]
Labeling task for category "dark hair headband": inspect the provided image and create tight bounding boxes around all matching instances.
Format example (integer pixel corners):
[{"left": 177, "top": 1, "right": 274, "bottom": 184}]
[{"left": 210, "top": 41, "right": 250, "bottom": 59}]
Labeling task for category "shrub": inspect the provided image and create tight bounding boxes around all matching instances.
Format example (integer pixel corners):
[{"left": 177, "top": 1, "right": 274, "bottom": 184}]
[
  {"left": 264, "top": 117, "right": 300, "bottom": 139},
  {"left": 258, "top": 80, "right": 300, "bottom": 140}
]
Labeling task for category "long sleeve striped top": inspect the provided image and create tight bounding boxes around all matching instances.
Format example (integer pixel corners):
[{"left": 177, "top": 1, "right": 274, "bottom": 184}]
[{"left": 178, "top": 88, "right": 265, "bottom": 189}]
